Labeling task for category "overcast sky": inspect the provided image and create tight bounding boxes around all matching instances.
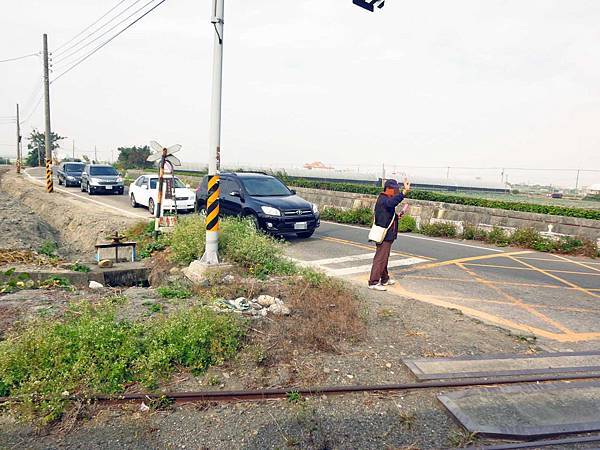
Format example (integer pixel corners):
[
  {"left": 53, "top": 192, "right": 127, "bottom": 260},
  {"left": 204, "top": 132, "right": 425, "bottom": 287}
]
[{"left": 1, "top": 0, "right": 599, "bottom": 187}]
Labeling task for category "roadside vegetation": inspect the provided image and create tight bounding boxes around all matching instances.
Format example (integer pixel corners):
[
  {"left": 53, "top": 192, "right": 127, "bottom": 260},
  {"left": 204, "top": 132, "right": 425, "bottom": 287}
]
[
  {"left": 286, "top": 178, "right": 600, "bottom": 220},
  {"left": 319, "top": 206, "right": 599, "bottom": 257},
  {"left": 0, "top": 303, "right": 245, "bottom": 424},
  {"left": 1, "top": 215, "right": 365, "bottom": 425}
]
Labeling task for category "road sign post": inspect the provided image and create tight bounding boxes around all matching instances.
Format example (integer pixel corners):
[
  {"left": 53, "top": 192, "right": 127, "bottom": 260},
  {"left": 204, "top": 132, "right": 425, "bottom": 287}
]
[
  {"left": 200, "top": 0, "right": 224, "bottom": 266},
  {"left": 147, "top": 141, "right": 182, "bottom": 238}
]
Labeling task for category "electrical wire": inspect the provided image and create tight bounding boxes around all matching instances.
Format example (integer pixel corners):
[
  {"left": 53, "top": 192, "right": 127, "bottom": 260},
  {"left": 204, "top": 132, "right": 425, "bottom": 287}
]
[
  {"left": 53, "top": 0, "right": 147, "bottom": 64},
  {"left": 53, "top": 0, "right": 130, "bottom": 53},
  {"left": 19, "top": 93, "right": 44, "bottom": 125},
  {"left": 0, "top": 52, "right": 39, "bottom": 63},
  {"left": 52, "top": 0, "right": 168, "bottom": 83}
]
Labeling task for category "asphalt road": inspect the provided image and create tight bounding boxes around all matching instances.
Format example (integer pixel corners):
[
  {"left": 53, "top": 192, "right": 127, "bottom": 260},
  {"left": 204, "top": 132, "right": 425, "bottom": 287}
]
[{"left": 25, "top": 167, "right": 600, "bottom": 351}]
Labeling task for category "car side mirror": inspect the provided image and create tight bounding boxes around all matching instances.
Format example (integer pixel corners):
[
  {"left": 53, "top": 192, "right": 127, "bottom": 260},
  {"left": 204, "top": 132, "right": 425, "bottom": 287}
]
[
  {"left": 290, "top": 189, "right": 296, "bottom": 195},
  {"left": 186, "top": 184, "right": 191, "bottom": 189},
  {"left": 229, "top": 191, "right": 241, "bottom": 198}
]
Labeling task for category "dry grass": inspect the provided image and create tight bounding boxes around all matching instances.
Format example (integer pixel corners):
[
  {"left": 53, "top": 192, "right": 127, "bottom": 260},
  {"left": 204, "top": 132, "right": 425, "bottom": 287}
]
[{"left": 147, "top": 249, "right": 176, "bottom": 287}]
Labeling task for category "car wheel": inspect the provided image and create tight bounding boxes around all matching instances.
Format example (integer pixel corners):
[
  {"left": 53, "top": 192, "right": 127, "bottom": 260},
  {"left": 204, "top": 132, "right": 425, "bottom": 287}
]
[
  {"left": 247, "top": 213, "right": 261, "bottom": 230},
  {"left": 87, "top": 183, "right": 93, "bottom": 195},
  {"left": 197, "top": 201, "right": 207, "bottom": 215},
  {"left": 297, "top": 231, "right": 315, "bottom": 239},
  {"left": 58, "top": 177, "right": 62, "bottom": 186},
  {"left": 148, "top": 198, "right": 156, "bottom": 216},
  {"left": 131, "top": 194, "right": 138, "bottom": 208}
]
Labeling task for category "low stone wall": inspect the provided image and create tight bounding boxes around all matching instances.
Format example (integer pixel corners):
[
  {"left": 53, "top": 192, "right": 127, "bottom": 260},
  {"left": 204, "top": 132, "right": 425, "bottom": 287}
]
[{"left": 294, "top": 187, "right": 600, "bottom": 242}]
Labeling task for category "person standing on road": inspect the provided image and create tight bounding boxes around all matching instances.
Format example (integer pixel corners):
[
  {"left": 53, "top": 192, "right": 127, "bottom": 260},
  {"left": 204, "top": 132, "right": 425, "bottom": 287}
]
[{"left": 368, "top": 177, "right": 411, "bottom": 291}]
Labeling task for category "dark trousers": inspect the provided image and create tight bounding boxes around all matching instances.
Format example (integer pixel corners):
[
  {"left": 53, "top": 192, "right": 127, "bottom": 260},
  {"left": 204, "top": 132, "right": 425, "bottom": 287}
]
[{"left": 369, "top": 240, "right": 392, "bottom": 285}]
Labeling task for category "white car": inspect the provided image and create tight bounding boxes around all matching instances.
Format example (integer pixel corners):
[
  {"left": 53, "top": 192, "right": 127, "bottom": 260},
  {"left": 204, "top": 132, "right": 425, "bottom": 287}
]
[{"left": 129, "top": 174, "right": 196, "bottom": 214}]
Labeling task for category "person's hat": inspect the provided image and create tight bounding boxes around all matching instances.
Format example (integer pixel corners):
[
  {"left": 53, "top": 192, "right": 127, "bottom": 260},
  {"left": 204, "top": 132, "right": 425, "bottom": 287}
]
[{"left": 384, "top": 179, "right": 399, "bottom": 189}]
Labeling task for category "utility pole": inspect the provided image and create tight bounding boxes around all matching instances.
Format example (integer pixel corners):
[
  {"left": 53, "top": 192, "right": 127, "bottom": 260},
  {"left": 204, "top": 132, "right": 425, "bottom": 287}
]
[
  {"left": 575, "top": 169, "right": 581, "bottom": 192},
  {"left": 94, "top": 145, "right": 97, "bottom": 163},
  {"left": 16, "top": 104, "right": 21, "bottom": 174},
  {"left": 200, "top": 0, "right": 224, "bottom": 266},
  {"left": 43, "top": 34, "right": 53, "bottom": 193},
  {"left": 72, "top": 140, "right": 75, "bottom": 159}
]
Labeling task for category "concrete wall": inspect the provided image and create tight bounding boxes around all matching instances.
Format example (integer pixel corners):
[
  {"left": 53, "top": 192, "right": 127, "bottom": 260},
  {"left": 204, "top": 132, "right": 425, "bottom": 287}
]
[{"left": 293, "top": 187, "right": 600, "bottom": 242}]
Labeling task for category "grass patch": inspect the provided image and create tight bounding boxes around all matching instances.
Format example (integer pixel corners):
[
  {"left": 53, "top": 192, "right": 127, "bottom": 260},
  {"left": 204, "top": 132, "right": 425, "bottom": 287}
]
[
  {"left": 320, "top": 206, "right": 373, "bottom": 225},
  {"left": 38, "top": 240, "right": 58, "bottom": 258},
  {"left": 0, "top": 303, "right": 245, "bottom": 424},
  {"left": 69, "top": 262, "right": 91, "bottom": 273},
  {"left": 419, "top": 222, "right": 457, "bottom": 238},
  {"left": 157, "top": 282, "right": 192, "bottom": 299},
  {"left": 170, "top": 216, "right": 298, "bottom": 278},
  {"left": 398, "top": 214, "right": 417, "bottom": 232},
  {"left": 125, "top": 220, "right": 168, "bottom": 259}
]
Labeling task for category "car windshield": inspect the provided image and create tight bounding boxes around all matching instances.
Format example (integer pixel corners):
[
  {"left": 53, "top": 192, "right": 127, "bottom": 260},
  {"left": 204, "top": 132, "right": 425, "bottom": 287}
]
[
  {"left": 149, "top": 178, "right": 185, "bottom": 190},
  {"left": 90, "top": 166, "right": 118, "bottom": 176},
  {"left": 241, "top": 177, "right": 291, "bottom": 197},
  {"left": 64, "top": 164, "right": 84, "bottom": 173}
]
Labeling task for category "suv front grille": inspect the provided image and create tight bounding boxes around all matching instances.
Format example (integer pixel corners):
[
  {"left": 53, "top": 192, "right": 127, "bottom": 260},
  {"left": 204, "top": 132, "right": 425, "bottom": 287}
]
[{"left": 283, "top": 209, "right": 312, "bottom": 217}]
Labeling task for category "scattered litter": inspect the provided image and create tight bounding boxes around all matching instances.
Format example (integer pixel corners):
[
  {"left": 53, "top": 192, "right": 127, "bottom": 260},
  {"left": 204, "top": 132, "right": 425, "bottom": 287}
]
[
  {"left": 89, "top": 280, "right": 104, "bottom": 289},
  {"left": 212, "top": 295, "right": 290, "bottom": 318},
  {"left": 98, "top": 259, "right": 113, "bottom": 269},
  {"left": 140, "top": 402, "right": 150, "bottom": 412}
]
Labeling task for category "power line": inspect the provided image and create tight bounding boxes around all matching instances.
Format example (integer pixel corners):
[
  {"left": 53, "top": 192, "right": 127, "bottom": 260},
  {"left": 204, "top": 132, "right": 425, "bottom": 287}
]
[
  {"left": 53, "top": 0, "right": 130, "bottom": 53},
  {"left": 19, "top": 93, "right": 44, "bottom": 125},
  {"left": 0, "top": 52, "right": 39, "bottom": 63},
  {"left": 52, "top": 0, "right": 168, "bottom": 83},
  {"left": 53, "top": 0, "right": 147, "bottom": 64}
]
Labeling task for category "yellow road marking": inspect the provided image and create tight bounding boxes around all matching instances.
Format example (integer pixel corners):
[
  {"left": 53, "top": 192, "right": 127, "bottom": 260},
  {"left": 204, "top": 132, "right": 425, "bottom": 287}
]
[
  {"left": 456, "top": 263, "right": 574, "bottom": 335},
  {"left": 519, "top": 255, "right": 600, "bottom": 266},
  {"left": 550, "top": 254, "right": 600, "bottom": 274},
  {"left": 317, "top": 236, "right": 434, "bottom": 261},
  {"left": 396, "top": 250, "right": 532, "bottom": 273},
  {"left": 509, "top": 256, "right": 600, "bottom": 299},
  {"left": 377, "top": 279, "right": 600, "bottom": 342},
  {"left": 463, "top": 262, "right": 600, "bottom": 277},
  {"left": 455, "top": 296, "right": 598, "bottom": 314}
]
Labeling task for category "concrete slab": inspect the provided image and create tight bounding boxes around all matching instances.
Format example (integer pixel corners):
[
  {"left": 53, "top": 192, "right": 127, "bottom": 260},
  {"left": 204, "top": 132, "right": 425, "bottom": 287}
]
[
  {"left": 404, "top": 351, "right": 600, "bottom": 380},
  {"left": 438, "top": 381, "right": 600, "bottom": 438}
]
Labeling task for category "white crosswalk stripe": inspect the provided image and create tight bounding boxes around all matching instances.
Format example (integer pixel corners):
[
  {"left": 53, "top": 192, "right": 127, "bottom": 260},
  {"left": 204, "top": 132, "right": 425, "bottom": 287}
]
[{"left": 292, "top": 253, "right": 427, "bottom": 276}]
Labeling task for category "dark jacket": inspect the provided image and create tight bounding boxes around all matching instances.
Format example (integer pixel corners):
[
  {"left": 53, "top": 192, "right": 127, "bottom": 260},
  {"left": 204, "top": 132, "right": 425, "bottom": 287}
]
[{"left": 374, "top": 192, "right": 405, "bottom": 242}]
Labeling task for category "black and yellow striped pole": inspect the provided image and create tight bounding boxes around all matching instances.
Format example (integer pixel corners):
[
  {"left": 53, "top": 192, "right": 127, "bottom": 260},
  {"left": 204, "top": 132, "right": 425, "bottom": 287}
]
[
  {"left": 43, "top": 33, "right": 53, "bottom": 194},
  {"left": 200, "top": 0, "right": 224, "bottom": 265}
]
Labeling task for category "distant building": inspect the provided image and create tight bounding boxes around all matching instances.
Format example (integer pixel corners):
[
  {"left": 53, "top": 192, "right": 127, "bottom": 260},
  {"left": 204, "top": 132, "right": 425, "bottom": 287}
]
[{"left": 586, "top": 183, "right": 600, "bottom": 195}]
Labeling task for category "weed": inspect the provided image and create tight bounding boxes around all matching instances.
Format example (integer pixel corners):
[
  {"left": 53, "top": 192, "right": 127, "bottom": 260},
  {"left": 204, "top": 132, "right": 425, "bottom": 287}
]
[
  {"left": 461, "top": 224, "right": 477, "bottom": 240},
  {"left": 207, "top": 375, "right": 221, "bottom": 386},
  {"left": 320, "top": 206, "right": 373, "bottom": 225},
  {"left": 531, "top": 237, "right": 556, "bottom": 253},
  {"left": 106, "top": 295, "right": 128, "bottom": 306},
  {"left": 0, "top": 304, "right": 245, "bottom": 423},
  {"left": 147, "top": 395, "right": 174, "bottom": 411},
  {"left": 398, "top": 411, "right": 416, "bottom": 430},
  {"left": 39, "top": 275, "right": 71, "bottom": 290},
  {"left": 555, "top": 236, "right": 584, "bottom": 254},
  {"left": 287, "top": 391, "right": 302, "bottom": 404},
  {"left": 299, "top": 267, "right": 327, "bottom": 287},
  {"left": 125, "top": 221, "right": 168, "bottom": 259},
  {"left": 145, "top": 303, "right": 163, "bottom": 314},
  {"left": 38, "top": 241, "right": 58, "bottom": 258},
  {"left": 485, "top": 226, "right": 510, "bottom": 246},
  {"left": 510, "top": 227, "right": 541, "bottom": 248},
  {"left": 378, "top": 308, "right": 395, "bottom": 319},
  {"left": 249, "top": 344, "right": 268, "bottom": 366},
  {"left": 448, "top": 430, "right": 478, "bottom": 447},
  {"left": 69, "top": 262, "right": 91, "bottom": 273},
  {"left": 157, "top": 282, "right": 192, "bottom": 299},
  {"left": 397, "top": 214, "right": 417, "bottom": 232},
  {"left": 0, "top": 270, "right": 33, "bottom": 294},
  {"left": 419, "top": 222, "right": 457, "bottom": 238}
]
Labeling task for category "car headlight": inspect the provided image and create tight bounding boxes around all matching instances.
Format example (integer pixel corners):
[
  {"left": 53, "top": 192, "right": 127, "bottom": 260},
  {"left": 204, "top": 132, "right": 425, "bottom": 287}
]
[
  {"left": 116, "top": 176, "right": 123, "bottom": 183},
  {"left": 66, "top": 175, "right": 75, "bottom": 180},
  {"left": 261, "top": 206, "right": 281, "bottom": 216},
  {"left": 312, "top": 203, "right": 319, "bottom": 215},
  {"left": 90, "top": 178, "right": 101, "bottom": 185}
]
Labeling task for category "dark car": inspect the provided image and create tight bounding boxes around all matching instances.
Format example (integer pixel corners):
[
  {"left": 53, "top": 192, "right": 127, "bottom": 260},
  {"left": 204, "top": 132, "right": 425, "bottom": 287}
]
[
  {"left": 196, "top": 172, "right": 320, "bottom": 238},
  {"left": 57, "top": 161, "right": 85, "bottom": 187},
  {"left": 80, "top": 164, "right": 124, "bottom": 195}
]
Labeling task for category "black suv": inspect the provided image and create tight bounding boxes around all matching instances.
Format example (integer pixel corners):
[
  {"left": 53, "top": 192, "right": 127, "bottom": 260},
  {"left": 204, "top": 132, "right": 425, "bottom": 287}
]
[
  {"left": 80, "top": 164, "right": 124, "bottom": 195},
  {"left": 196, "top": 172, "right": 320, "bottom": 238},
  {"left": 57, "top": 161, "right": 85, "bottom": 187}
]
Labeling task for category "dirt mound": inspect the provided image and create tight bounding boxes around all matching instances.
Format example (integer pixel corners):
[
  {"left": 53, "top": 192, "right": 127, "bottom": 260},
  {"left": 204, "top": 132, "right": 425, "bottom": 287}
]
[
  {"left": 0, "top": 169, "right": 139, "bottom": 257},
  {"left": 0, "top": 190, "right": 59, "bottom": 252}
]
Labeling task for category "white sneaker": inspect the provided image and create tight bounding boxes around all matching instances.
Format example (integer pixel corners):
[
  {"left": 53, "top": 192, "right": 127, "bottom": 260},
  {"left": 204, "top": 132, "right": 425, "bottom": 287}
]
[
  {"left": 368, "top": 284, "right": 387, "bottom": 291},
  {"left": 382, "top": 279, "right": 396, "bottom": 286}
]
